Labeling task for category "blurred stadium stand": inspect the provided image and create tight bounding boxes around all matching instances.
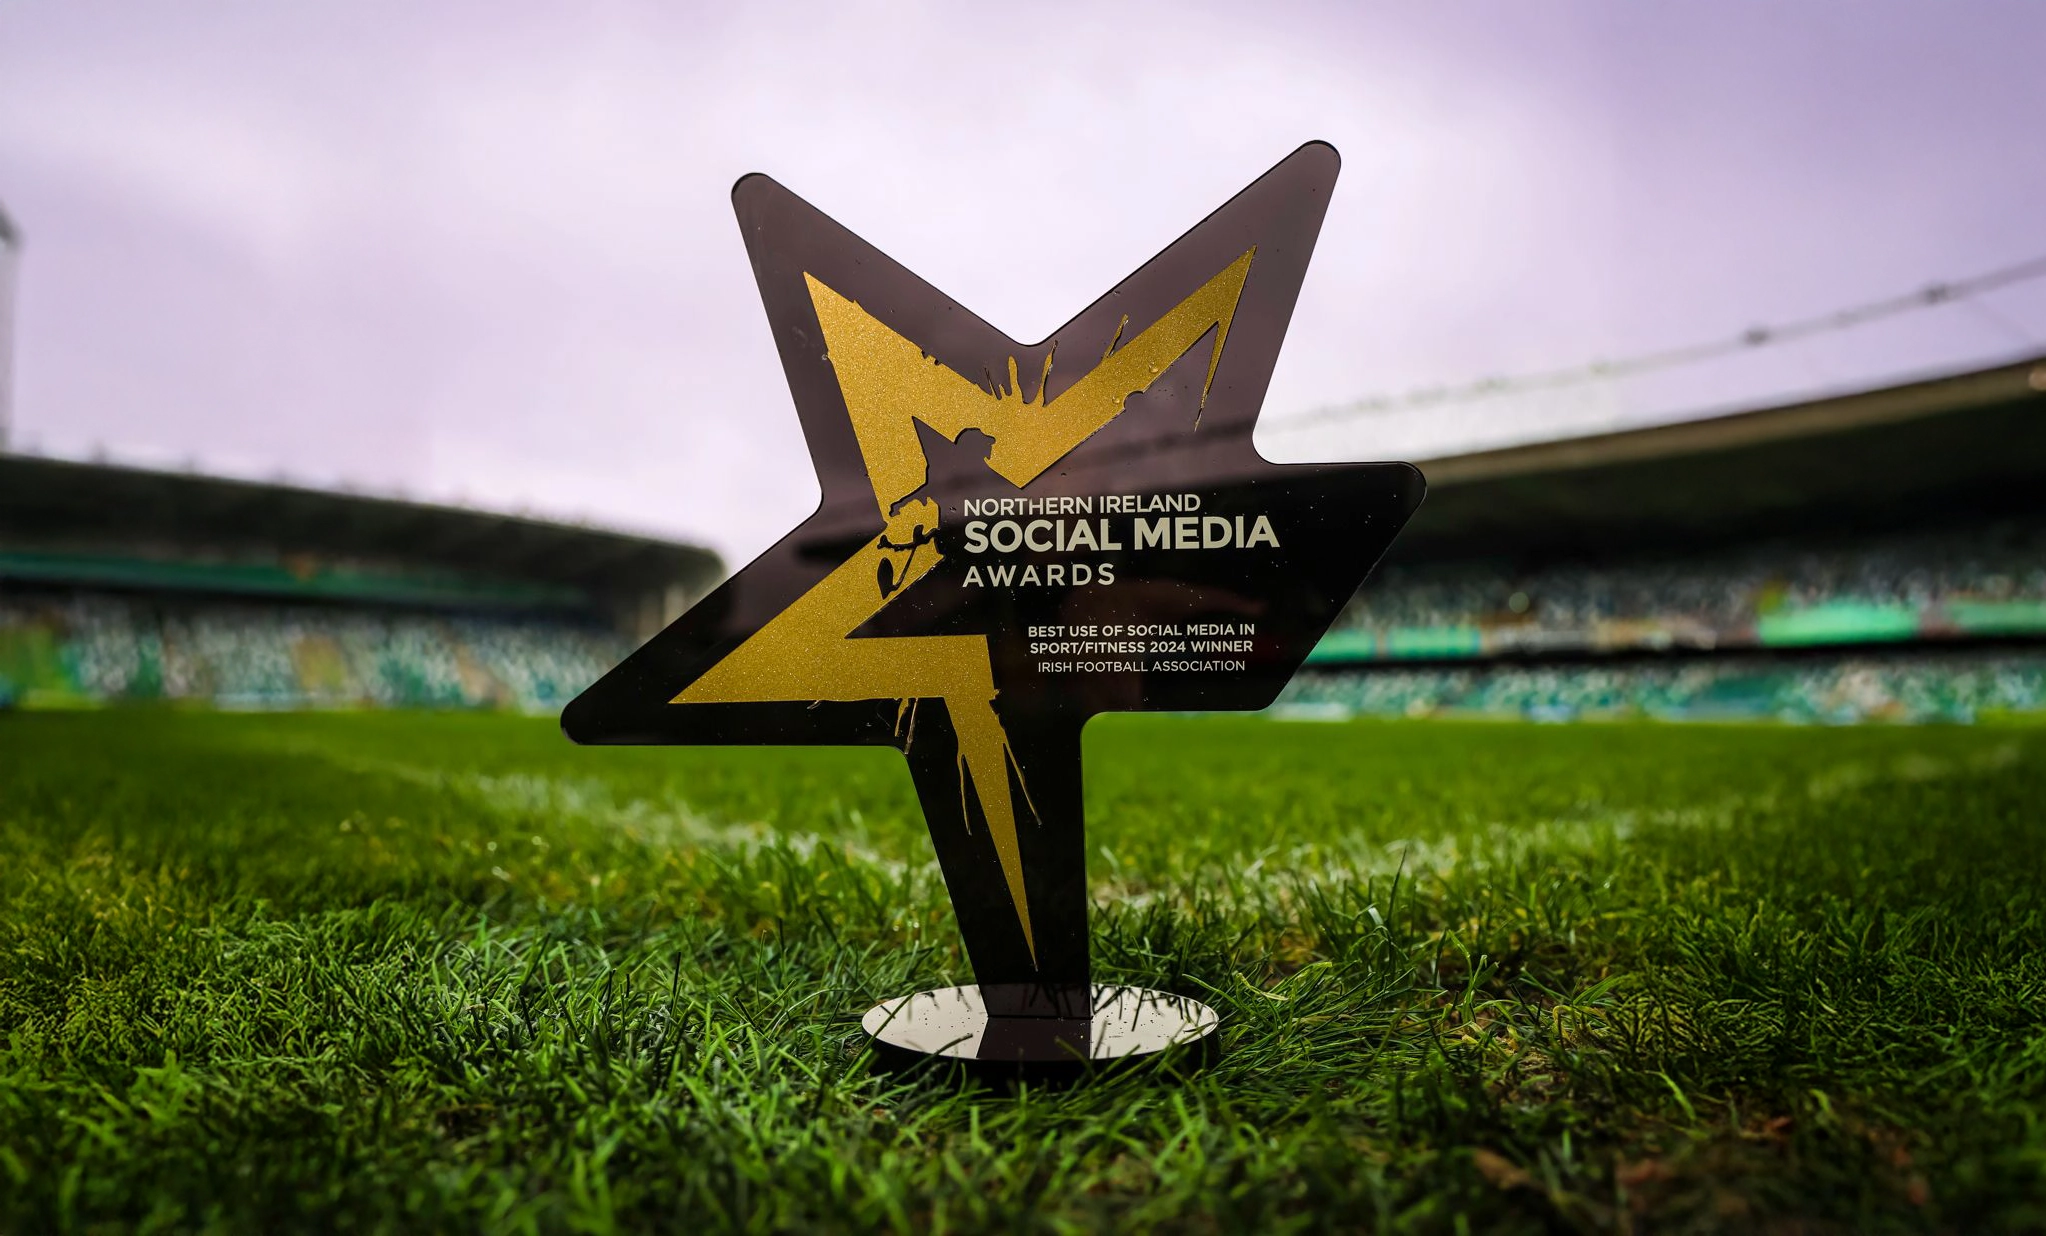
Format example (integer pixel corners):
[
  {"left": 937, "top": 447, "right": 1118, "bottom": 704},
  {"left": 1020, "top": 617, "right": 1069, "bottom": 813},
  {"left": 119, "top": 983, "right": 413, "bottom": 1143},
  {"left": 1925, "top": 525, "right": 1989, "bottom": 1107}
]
[
  {"left": 1289, "top": 353, "right": 2046, "bottom": 722},
  {"left": 0, "top": 455, "right": 722, "bottom": 711},
  {"left": 7, "top": 348, "right": 2043, "bottom": 723}
]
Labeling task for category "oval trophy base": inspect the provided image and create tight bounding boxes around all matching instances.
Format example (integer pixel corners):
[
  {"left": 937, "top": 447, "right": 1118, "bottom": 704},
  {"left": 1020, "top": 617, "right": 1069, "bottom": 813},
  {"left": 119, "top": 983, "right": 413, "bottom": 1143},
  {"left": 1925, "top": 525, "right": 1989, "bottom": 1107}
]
[{"left": 862, "top": 984, "right": 1220, "bottom": 1083}]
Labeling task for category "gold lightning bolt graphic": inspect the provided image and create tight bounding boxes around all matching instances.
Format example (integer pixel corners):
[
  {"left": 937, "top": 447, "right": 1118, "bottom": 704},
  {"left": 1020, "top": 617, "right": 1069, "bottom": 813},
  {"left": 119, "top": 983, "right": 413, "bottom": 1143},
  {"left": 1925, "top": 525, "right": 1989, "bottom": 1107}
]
[{"left": 675, "top": 249, "right": 1255, "bottom": 962}]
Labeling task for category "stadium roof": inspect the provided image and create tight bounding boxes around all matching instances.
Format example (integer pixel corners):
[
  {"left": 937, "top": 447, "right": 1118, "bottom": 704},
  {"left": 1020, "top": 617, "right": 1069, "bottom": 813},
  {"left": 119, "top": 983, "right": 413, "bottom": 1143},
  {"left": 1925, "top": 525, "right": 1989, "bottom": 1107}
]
[
  {"left": 0, "top": 453, "right": 722, "bottom": 611},
  {"left": 1392, "top": 352, "right": 2046, "bottom": 563}
]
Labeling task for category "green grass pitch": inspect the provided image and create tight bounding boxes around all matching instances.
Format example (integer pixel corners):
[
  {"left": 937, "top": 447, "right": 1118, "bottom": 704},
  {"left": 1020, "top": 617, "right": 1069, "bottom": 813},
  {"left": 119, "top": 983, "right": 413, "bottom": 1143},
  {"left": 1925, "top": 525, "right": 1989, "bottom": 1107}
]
[{"left": 3, "top": 709, "right": 2044, "bottom": 1233}]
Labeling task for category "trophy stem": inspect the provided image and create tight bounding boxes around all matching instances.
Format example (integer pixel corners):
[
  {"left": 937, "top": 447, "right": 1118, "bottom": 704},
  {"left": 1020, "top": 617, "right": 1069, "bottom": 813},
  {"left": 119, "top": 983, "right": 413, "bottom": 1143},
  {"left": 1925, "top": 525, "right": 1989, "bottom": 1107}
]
[
  {"left": 886, "top": 715, "right": 1219, "bottom": 1081},
  {"left": 904, "top": 711, "right": 1092, "bottom": 1013}
]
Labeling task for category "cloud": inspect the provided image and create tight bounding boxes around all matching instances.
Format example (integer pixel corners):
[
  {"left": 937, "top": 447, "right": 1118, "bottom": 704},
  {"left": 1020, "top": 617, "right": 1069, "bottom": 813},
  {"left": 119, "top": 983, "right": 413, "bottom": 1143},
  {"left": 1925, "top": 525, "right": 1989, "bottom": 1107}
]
[{"left": 2, "top": 0, "right": 2042, "bottom": 560}]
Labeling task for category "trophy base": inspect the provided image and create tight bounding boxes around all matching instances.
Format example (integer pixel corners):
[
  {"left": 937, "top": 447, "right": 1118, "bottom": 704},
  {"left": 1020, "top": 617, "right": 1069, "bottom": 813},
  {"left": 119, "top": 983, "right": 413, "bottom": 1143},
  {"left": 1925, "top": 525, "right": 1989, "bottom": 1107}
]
[{"left": 861, "top": 984, "right": 1219, "bottom": 1084}]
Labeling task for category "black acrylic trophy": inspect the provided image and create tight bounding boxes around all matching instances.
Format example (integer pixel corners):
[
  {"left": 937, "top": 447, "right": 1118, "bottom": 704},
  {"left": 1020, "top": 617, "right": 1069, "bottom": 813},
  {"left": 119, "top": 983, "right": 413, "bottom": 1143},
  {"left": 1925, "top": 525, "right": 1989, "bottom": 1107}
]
[{"left": 564, "top": 142, "right": 1423, "bottom": 1081}]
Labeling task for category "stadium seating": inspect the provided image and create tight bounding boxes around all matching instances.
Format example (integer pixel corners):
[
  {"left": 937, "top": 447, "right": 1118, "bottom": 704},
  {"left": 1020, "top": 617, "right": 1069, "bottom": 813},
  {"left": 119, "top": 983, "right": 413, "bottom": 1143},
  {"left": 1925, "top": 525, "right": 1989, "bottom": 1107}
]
[
  {"left": 8, "top": 511, "right": 2046, "bottom": 723},
  {"left": 1319, "top": 516, "right": 2046, "bottom": 662},
  {"left": 0, "top": 591, "right": 629, "bottom": 713},
  {"left": 1290, "top": 519, "right": 2046, "bottom": 721},
  {"left": 1282, "top": 653, "right": 2046, "bottom": 723}
]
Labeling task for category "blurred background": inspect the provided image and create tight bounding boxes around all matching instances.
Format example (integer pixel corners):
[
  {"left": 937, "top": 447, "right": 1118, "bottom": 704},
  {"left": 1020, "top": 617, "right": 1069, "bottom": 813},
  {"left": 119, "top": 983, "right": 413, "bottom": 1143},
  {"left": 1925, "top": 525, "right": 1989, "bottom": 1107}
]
[{"left": 2, "top": 0, "right": 2044, "bottom": 722}]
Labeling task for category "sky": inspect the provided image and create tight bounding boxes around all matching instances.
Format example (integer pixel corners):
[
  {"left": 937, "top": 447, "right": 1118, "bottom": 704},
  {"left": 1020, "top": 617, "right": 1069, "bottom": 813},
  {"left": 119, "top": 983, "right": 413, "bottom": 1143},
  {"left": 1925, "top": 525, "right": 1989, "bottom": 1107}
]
[{"left": 2, "top": 1, "right": 2044, "bottom": 562}]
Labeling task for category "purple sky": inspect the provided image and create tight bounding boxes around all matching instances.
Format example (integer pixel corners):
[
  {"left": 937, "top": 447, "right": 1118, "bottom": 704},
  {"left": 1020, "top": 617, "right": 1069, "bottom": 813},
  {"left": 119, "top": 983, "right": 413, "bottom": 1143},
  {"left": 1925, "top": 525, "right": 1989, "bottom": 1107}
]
[{"left": 3, "top": 1, "right": 2044, "bottom": 561}]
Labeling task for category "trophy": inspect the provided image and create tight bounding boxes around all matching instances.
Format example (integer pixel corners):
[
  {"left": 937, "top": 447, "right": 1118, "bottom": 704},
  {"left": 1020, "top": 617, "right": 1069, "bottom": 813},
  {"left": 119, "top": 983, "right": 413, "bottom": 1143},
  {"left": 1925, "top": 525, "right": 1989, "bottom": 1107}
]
[{"left": 564, "top": 142, "right": 1422, "bottom": 1080}]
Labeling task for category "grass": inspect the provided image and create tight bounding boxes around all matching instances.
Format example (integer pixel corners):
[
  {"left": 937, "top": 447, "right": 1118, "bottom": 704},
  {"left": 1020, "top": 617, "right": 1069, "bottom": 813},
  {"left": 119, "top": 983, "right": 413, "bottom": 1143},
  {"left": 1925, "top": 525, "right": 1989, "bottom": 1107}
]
[{"left": 2, "top": 709, "right": 2044, "bottom": 1233}]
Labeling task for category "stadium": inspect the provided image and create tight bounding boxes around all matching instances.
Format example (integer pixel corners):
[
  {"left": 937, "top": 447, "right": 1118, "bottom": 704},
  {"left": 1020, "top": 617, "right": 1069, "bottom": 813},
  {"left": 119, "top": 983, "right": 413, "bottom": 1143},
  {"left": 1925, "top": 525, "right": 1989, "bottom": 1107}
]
[
  {"left": 1288, "top": 353, "right": 2046, "bottom": 724},
  {"left": 0, "top": 451, "right": 720, "bottom": 712},
  {"left": 7, "top": 341, "right": 2045, "bottom": 1228},
  {"left": 9, "top": 354, "right": 2041, "bottom": 724},
  {"left": 5, "top": 8, "right": 2046, "bottom": 1229}
]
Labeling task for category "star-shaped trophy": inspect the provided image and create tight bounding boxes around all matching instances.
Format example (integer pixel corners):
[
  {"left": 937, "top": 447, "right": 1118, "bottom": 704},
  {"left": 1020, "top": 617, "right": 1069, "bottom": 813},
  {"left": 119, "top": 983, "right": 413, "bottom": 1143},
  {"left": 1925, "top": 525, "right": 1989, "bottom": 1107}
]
[{"left": 565, "top": 141, "right": 1422, "bottom": 1081}]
